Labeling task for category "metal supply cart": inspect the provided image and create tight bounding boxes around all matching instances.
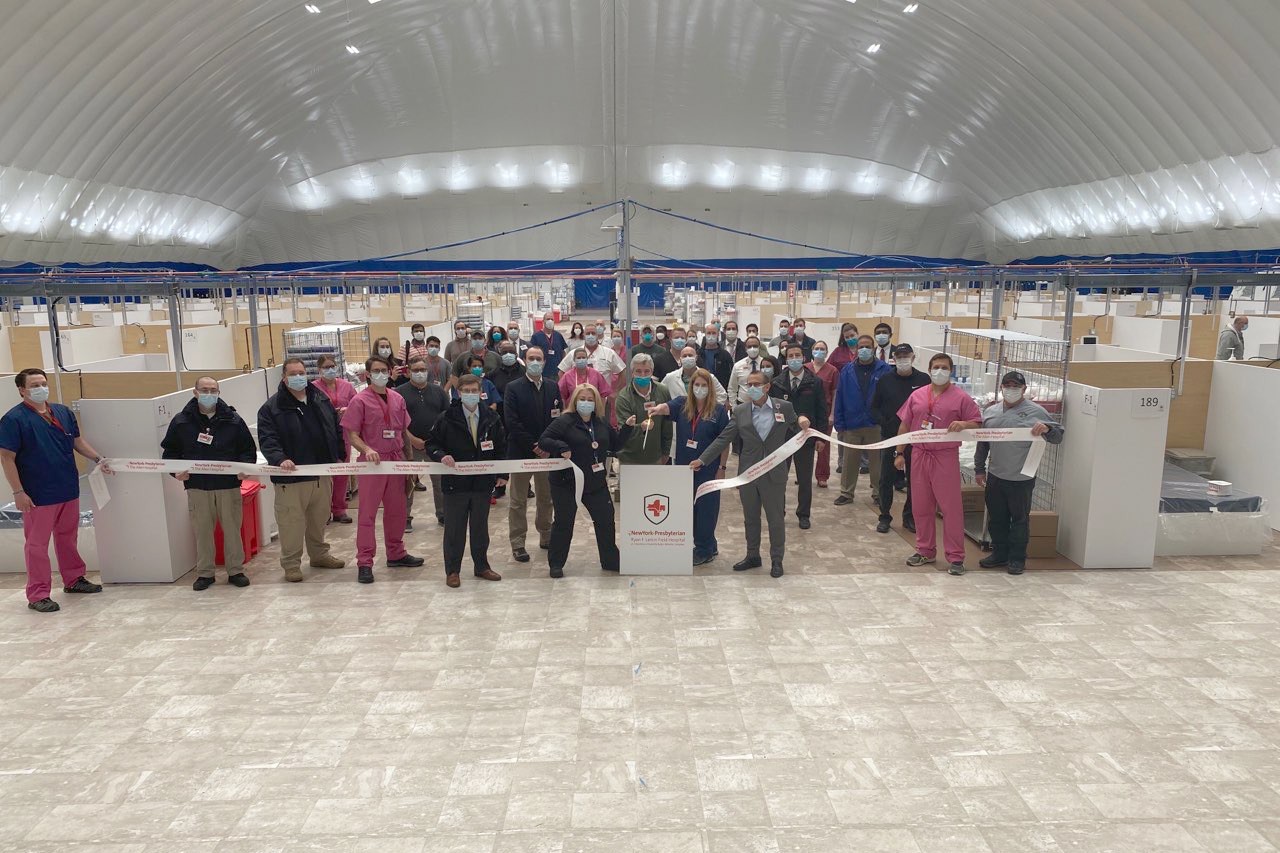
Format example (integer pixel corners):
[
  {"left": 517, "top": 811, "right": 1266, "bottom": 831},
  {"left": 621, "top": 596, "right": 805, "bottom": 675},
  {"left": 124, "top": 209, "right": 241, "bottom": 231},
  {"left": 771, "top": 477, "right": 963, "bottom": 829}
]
[{"left": 282, "top": 323, "right": 370, "bottom": 379}]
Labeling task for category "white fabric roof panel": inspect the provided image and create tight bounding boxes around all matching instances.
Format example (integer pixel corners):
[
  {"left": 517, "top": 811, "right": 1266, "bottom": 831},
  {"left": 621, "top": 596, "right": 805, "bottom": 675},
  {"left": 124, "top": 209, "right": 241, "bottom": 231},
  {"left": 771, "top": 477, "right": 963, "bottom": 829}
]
[{"left": 0, "top": 0, "right": 1278, "bottom": 268}]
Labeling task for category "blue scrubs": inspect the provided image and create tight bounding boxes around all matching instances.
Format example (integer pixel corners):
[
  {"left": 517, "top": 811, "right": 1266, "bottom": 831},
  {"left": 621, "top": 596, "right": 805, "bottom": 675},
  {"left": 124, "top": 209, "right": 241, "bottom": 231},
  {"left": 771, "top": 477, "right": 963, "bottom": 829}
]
[
  {"left": 0, "top": 402, "right": 81, "bottom": 506},
  {"left": 669, "top": 396, "right": 731, "bottom": 559}
]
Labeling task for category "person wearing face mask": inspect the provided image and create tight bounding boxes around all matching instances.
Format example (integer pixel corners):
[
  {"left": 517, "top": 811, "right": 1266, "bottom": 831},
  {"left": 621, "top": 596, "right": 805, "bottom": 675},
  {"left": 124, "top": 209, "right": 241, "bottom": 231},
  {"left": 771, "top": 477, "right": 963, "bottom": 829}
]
[
  {"left": 785, "top": 318, "right": 815, "bottom": 362},
  {"left": 537, "top": 385, "right": 632, "bottom": 577},
  {"left": 628, "top": 324, "right": 678, "bottom": 379},
  {"left": 394, "top": 358, "right": 451, "bottom": 532},
  {"left": 692, "top": 372, "right": 810, "bottom": 578},
  {"left": 973, "top": 372, "right": 1063, "bottom": 575},
  {"left": 614, "top": 354, "right": 673, "bottom": 467},
  {"left": 727, "top": 336, "right": 767, "bottom": 404},
  {"left": 257, "top": 359, "right": 348, "bottom": 583},
  {"left": 771, "top": 344, "right": 827, "bottom": 529},
  {"left": 399, "top": 323, "right": 431, "bottom": 374},
  {"left": 721, "top": 321, "right": 747, "bottom": 361},
  {"left": 371, "top": 336, "right": 404, "bottom": 382},
  {"left": 872, "top": 323, "right": 895, "bottom": 363},
  {"left": 1217, "top": 315, "right": 1249, "bottom": 360},
  {"left": 161, "top": 377, "right": 258, "bottom": 591},
  {"left": 506, "top": 322, "right": 530, "bottom": 361},
  {"left": 894, "top": 353, "right": 983, "bottom": 575},
  {"left": 832, "top": 334, "right": 892, "bottom": 508},
  {"left": 487, "top": 342, "right": 525, "bottom": 405},
  {"left": 767, "top": 319, "right": 792, "bottom": 358},
  {"left": 663, "top": 345, "right": 728, "bottom": 404},
  {"left": 558, "top": 347, "right": 612, "bottom": 406},
  {"left": 453, "top": 356, "right": 501, "bottom": 412},
  {"left": 342, "top": 355, "right": 427, "bottom": 584},
  {"left": 698, "top": 324, "right": 735, "bottom": 390},
  {"left": 485, "top": 325, "right": 508, "bottom": 355},
  {"left": 828, "top": 323, "right": 861, "bottom": 373},
  {"left": 530, "top": 313, "right": 568, "bottom": 380},
  {"left": 643, "top": 369, "right": 732, "bottom": 565},
  {"left": 869, "top": 344, "right": 929, "bottom": 534},
  {"left": 416, "top": 335, "right": 450, "bottom": 386},
  {"left": 557, "top": 322, "right": 626, "bottom": 378},
  {"left": 312, "top": 355, "right": 358, "bottom": 523},
  {"left": 504, "top": 347, "right": 563, "bottom": 562},
  {"left": 426, "top": 374, "right": 508, "bottom": 588},
  {"left": 452, "top": 331, "right": 500, "bottom": 378},
  {"left": 806, "top": 341, "right": 839, "bottom": 489},
  {"left": 444, "top": 321, "right": 473, "bottom": 363},
  {"left": 654, "top": 325, "right": 670, "bottom": 348},
  {"left": 567, "top": 322, "right": 586, "bottom": 346},
  {"left": 668, "top": 327, "right": 690, "bottom": 355},
  {"left": 0, "top": 369, "right": 110, "bottom": 613}
]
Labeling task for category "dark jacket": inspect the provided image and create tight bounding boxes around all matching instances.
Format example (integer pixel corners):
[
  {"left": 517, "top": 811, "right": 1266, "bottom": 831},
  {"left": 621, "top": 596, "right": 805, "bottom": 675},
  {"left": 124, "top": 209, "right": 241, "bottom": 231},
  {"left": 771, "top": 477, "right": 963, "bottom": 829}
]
[
  {"left": 627, "top": 342, "right": 678, "bottom": 380},
  {"left": 160, "top": 398, "right": 257, "bottom": 491},
  {"left": 538, "top": 413, "right": 632, "bottom": 496},
  {"left": 256, "top": 384, "right": 345, "bottom": 484},
  {"left": 487, "top": 363, "right": 525, "bottom": 403},
  {"left": 770, "top": 369, "right": 828, "bottom": 427},
  {"left": 394, "top": 380, "right": 450, "bottom": 439},
  {"left": 697, "top": 344, "right": 736, "bottom": 390},
  {"left": 725, "top": 337, "right": 747, "bottom": 362},
  {"left": 869, "top": 367, "right": 930, "bottom": 436},
  {"left": 833, "top": 358, "right": 893, "bottom": 432},
  {"left": 425, "top": 400, "right": 507, "bottom": 494},
  {"left": 504, "top": 375, "right": 563, "bottom": 459}
]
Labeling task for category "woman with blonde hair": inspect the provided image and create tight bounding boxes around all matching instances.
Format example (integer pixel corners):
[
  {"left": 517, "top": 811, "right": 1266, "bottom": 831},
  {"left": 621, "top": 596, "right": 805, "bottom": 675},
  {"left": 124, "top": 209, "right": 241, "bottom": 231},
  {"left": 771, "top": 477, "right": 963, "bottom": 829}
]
[
  {"left": 644, "top": 368, "right": 731, "bottom": 565},
  {"left": 537, "top": 383, "right": 632, "bottom": 577}
]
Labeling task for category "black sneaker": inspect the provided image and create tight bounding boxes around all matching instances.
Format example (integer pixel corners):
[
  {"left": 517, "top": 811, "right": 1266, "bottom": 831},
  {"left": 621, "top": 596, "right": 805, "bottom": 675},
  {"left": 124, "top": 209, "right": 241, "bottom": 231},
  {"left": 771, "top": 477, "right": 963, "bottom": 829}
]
[
  {"left": 903, "top": 518, "right": 916, "bottom": 533},
  {"left": 357, "top": 566, "right": 374, "bottom": 584},
  {"left": 192, "top": 577, "right": 215, "bottom": 591},
  {"left": 27, "top": 598, "right": 59, "bottom": 613},
  {"left": 387, "top": 555, "right": 425, "bottom": 568},
  {"left": 948, "top": 562, "right": 967, "bottom": 576},
  {"left": 979, "top": 555, "right": 1009, "bottom": 569},
  {"left": 875, "top": 520, "right": 891, "bottom": 534},
  {"left": 1008, "top": 561, "right": 1026, "bottom": 576},
  {"left": 550, "top": 566, "right": 564, "bottom": 579},
  {"left": 833, "top": 495, "right": 853, "bottom": 506},
  {"left": 414, "top": 482, "right": 427, "bottom": 492},
  {"left": 798, "top": 518, "right": 811, "bottom": 530},
  {"left": 404, "top": 520, "right": 414, "bottom": 533},
  {"left": 228, "top": 573, "right": 250, "bottom": 588},
  {"left": 63, "top": 577, "right": 102, "bottom": 594},
  {"left": 512, "top": 548, "right": 531, "bottom": 563}
]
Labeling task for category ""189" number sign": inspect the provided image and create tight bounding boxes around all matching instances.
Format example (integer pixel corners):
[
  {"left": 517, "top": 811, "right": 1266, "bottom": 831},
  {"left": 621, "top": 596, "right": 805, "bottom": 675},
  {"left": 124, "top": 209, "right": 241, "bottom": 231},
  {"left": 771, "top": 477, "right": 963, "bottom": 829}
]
[{"left": 1131, "top": 392, "right": 1167, "bottom": 418}]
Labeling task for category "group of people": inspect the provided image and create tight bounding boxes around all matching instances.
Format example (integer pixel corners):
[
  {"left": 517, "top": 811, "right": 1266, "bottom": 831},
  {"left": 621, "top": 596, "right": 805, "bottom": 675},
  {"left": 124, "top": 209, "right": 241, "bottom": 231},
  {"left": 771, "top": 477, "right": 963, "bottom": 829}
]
[{"left": 0, "top": 311, "right": 1062, "bottom": 613}]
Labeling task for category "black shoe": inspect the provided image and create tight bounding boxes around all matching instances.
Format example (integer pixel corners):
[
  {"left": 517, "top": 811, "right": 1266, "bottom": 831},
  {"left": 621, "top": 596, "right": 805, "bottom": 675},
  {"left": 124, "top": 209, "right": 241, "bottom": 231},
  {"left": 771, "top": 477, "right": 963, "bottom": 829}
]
[
  {"left": 693, "top": 552, "right": 715, "bottom": 566},
  {"left": 513, "top": 548, "right": 531, "bottom": 563},
  {"left": 859, "top": 465, "right": 869, "bottom": 475},
  {"left": 357, "top": 566, "right": 374, "bottom": 584},
  {"left": 436, "top": 515, "right": 445, "bottom": 526},
  {"left": 903, "top": 518, "right": 916, "bottom": 533},
  {"left": 1008, "top": 560, "right": 1026, "bottom": 575},
  {"left": 63, "top": 577, "right": 102, "bottom": 594},
  {"left": 770, "top": 562, "right": 784, "bottom": 578},
  {"left": 387, "top": 555, "right": 425, "bottom": 568},
  {"left": 894, "top": 482, "right": 907, "bottom": 493},
  {"left": 331, "top": 514, "right": 353, "bottom": 524},
  {"left": 192, "top": 577, "right": 215, "bottom": 591},
  {"left": 550, "top": 566, "right": 564, "bottom": 578},
  {"left": 833, "top": 495, "right": 853, "bottom": 506},
  {"left": 404, "top": 520, "right": 414, "bottom": 533},
  {"left": 979, "top": 555, "right": 1009, "bottom": 569},
  {"left": 228, "top": 573, "right": 250, "bottom": 588},
  {"left": 602, "top": 565, "right": 619, "bottom": 573},
  {"left": 539, "top": 541, "right": 550, "bottom": 550},
  {"left": 798, "top": 518, "right": 811, "bottom": 530},
  {"left": 27, "top": 598, "right": 59, "bottom": 613},
  {"left": 414, "top": 482, "right": 427, "bottom": 492},
  {"left": 733, "top": 556, "right": 762, "bottom": 572},
  {"left": 875, "top": 520, "right": 891, "bottom": 534},
  {"left": 948, "top": 562, "right": 967, "bottom": 576}
]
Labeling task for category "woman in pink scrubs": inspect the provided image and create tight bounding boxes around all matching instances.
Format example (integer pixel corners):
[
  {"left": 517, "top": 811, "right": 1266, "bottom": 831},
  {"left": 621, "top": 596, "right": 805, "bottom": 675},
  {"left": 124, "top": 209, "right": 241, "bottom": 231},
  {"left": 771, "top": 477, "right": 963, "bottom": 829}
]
[
  {"left": 895, "top": 353, "right": 982, "bottom": 575},
  {"left": 312, "top": 354, "right": 356, "bottom": 523}
]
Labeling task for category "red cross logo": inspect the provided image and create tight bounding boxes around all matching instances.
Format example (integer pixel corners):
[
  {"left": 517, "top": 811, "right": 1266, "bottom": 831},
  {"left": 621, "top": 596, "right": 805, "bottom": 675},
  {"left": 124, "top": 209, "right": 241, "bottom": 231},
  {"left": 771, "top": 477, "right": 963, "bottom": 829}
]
[{"left": 643, "top": 493, "right": 670, "bottom": 525}]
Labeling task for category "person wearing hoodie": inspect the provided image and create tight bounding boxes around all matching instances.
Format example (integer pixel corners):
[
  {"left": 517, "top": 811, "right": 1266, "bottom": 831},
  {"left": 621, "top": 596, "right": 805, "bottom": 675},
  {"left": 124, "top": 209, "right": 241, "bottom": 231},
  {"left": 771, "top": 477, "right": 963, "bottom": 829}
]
[
  {"left": 832, "top": 334, "right": 892, "bottom": 507},
  {"left": 161, "top": 377, "right": 259, "bottom": 591}
]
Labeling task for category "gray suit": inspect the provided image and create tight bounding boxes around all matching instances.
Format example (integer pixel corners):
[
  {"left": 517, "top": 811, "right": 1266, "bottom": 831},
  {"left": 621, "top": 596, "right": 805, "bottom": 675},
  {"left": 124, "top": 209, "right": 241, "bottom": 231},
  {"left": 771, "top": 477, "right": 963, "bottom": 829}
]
[{"left": 700, "top": 398, "right": 800, "bottom": 562}]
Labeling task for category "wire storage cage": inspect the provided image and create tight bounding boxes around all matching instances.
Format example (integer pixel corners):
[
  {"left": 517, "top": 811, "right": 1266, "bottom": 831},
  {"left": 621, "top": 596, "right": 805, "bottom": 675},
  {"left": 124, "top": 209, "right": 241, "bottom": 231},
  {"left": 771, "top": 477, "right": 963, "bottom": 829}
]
[
  {"left": 282, "top": 324, "right": 371, "bottom": 380},
  {"left": 943, "top": 327, "right": 1070, "bottom": 545}
]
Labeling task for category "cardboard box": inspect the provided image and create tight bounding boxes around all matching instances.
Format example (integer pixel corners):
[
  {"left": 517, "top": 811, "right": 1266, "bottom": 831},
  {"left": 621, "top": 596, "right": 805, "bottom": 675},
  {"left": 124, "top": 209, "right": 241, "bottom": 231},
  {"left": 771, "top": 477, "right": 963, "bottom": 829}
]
[
  {"left": 1027, "top": 535, "right": 1058, "bottom": 559},
  {"left": 961, "top": 485, "right": 985, "bottom": 513},
  {"left": 1028, "top": 511, "right": 1059, "bottom": 539}
]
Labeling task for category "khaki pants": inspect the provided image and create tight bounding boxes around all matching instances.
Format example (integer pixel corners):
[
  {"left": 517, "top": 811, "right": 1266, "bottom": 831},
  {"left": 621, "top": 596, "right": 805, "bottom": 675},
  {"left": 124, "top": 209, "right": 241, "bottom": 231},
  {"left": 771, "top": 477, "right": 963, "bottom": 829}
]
[
  {"left": 273, "top": 479, "right": 333, "bottom": 572},
  {"left": 507, "top": 470, "right": 552, "bottom": 550},
  {"left": 188, "top": 487, "right": 244, "bottom": 579},
  {"left": 839, "top": 427, "right": 882, "bottom": 500},
  {"left": 404, "top": 448, "right": 443, "bottom": 522}
]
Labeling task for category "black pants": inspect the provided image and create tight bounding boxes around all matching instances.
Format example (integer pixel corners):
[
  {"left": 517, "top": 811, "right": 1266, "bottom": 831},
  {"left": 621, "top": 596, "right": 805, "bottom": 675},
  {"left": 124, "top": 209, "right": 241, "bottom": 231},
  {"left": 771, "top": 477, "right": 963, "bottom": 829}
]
[
  {"left": 986, "top": 474, "right": 1036, "bottom": 561},
  {"left": 878, "top": 445, "right": 912, "bottom": 522},
  {"left": 786, "top": 438, "right": 816, "bottom": 520},
  {"left": 549, "top": 483, "right": 620, "bottom": 572},
  {"left": 442, "top": 491, "right": 492, "bottom": 576}
]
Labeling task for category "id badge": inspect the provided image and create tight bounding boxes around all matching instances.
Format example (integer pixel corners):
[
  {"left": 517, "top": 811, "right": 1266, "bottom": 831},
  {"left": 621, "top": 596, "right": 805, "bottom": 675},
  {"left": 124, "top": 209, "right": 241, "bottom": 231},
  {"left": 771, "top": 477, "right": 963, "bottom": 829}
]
[
  {"left": 686, "top": 439, "right": 698, "bottom": 449},
  {"left": 551, "top": 408, "right": 561, "bottom": 417},
  {"left": 591, "top": 462, "right": 605, "bottom": 473},
  {"left": 481, "top": 393, "right": 488, "bottom": 401},
  {"left": 920, "top": 419, "right": 933, "bottom": 430},
  {"left": 196, "top": 432, "right": 213, "bottom": 445},
  {"left": 774, "top": 413, "right": 785, "bottom": 423},
  {"left": 382, "top": 429, "right": 396, "bottom": 440},
  {"left": 480, "top": 440, "right": 494, "bottom": 451}
]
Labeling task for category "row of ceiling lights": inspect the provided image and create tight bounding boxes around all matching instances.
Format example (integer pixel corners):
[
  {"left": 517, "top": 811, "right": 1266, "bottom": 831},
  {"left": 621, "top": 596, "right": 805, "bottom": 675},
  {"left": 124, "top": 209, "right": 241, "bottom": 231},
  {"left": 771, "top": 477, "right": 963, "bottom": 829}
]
[{"left": 302, "top": 1, "right": 381, "bottom": 54}]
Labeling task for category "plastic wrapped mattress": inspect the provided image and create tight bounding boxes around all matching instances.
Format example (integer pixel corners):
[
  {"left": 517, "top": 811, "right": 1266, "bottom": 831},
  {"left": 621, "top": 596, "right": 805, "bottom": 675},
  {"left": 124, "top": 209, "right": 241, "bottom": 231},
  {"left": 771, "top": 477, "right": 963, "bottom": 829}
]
[
  {"left": 1159, "top": 463, "right": 1264, "bottom": 513},
  {"left": 1156, "top": 463, "right": 1271, "bottom": 557}
]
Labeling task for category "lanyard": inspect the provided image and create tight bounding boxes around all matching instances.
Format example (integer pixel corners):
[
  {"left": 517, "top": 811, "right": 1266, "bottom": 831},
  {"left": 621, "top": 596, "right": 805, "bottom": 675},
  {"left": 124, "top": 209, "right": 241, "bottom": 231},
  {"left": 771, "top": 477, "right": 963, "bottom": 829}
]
[
  {"left": 582, "top": 418, "right": 601, "bottom": 463},
  {"left": 370, "top": 389, "right": 392, "bottom": 426},
  {"left": 25, "top": 401, "right": 65, "bottom": 434},
  {"left": 925, "top": 384, "right": 949, "bottom": 421}
]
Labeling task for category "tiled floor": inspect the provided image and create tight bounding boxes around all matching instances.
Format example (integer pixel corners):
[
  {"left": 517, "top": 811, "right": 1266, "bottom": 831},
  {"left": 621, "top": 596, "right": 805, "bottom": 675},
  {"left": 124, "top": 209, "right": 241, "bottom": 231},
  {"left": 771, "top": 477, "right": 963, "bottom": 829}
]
[{"left": 2, "top": 478, "right": 1279, "bottom": 852}]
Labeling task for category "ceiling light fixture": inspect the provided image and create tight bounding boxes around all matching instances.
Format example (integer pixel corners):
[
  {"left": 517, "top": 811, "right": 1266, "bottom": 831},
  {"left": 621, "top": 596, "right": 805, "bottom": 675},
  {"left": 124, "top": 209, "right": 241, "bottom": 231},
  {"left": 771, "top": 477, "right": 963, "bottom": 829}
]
[
  {"left": 866, "top": 43, "right": 881, "bottom": 54},
  {"left": 345, "top": 44, "right": 360, "bottom": 54},
  {"left": 903, "top": 3, "right": 919, "bottom": 12},
  {"left": 304, "top": 3, "right": 320, "bottom": 12}
]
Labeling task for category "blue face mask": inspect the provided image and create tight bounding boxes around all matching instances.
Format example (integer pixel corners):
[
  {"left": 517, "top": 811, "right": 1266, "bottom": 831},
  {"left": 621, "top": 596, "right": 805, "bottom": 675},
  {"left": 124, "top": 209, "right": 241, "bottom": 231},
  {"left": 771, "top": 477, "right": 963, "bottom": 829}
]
[
  {"left": 585, "top": 334, "right": 598, "bottom": 346},
  {"left": 492, "top": 332, "right": 504, "bottom": 342},
  {"left": 197, "top": 393, "right": 219, "bottom": 410},
  {"left": 286, "top": 375, "right": 309, "bottom": 391},
  {"left": 576, "top": 400, "right": 595, "bottom": 417},
  {"left": 526, "top": 361, "right": 544, "bottom": 376},
  {"left": 857, "top": 347, "right": 874, "bottom": 362},
  {"left": 501, "top": 352, "right": 517, "bottom": 366},
  {"left": 460, "top": 392, "right": 481, "bottom": 407},
  {"left": 812, "top": 350, "right": 827, "bottom": 361},
  {"left": 642, "top": 333, "right": 654, "bottom": 344},
  {"left": 574, "top": 358, "right": 588, "bottom": 370},
  {"left": 672, "top": 338, "right": 686, "bottom": 349},
  {"left": 634, "top": 375, "right": 652, "bottom": 388},
  {"left": 321, "top": 367, "right": 339, "bottom": 380},
  {"left": 470, "top": 366, "right": 485, "bottom": 377},
  {"left": 845, "top": 337, "right": 858, "bottom": 348},
  {"left": 787, "top": 358, "right": 804, "bottom": 372},
  {"left": 761, "top": 366, "right": 775, "bottom": 378},
  {"left": 745, "top": 385, "right": 766, "bottom": 401}
]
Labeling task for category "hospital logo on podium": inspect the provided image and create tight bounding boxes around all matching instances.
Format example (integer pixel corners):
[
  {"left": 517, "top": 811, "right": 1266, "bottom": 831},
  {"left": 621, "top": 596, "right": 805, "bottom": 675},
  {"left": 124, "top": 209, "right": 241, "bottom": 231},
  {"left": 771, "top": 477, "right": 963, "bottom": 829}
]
[{"left": 643, "top": 494, "right": 669, "bottom": 525}]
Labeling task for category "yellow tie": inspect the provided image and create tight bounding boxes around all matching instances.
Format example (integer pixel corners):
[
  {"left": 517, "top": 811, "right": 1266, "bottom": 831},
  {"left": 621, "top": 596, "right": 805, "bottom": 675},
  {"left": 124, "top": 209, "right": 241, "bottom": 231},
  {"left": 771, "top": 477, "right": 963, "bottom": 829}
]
[{"left": 469, "top": 411, "right": 478, "bottom": 445}]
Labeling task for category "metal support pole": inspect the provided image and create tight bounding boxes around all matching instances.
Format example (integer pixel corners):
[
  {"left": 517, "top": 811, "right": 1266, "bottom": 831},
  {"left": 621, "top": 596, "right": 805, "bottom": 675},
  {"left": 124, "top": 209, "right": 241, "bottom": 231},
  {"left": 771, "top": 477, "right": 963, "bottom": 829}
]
[
  {"left": 247, "top": 286, "right": 263, "bottom": 370},
  {"left": 889, "top": 277, "right": 897, "bottom": 317},
  {"left": 1062, "top": 273, "right": 1076, "bottom": 355},
  {"left": 400, "top": 275, "right": 408, "bottom": 322},
  {"left": 616, "top": 200, "right": 633, "bottom": 338},
  {"left": 1175, "top": 271, "right": 1195, "bottom": 398},
  {"left": 990, "top": 274, "right": 1003, "bottom": 330},
  {"left": 166, "top": 286, "right": 186, "bottom": 390}
]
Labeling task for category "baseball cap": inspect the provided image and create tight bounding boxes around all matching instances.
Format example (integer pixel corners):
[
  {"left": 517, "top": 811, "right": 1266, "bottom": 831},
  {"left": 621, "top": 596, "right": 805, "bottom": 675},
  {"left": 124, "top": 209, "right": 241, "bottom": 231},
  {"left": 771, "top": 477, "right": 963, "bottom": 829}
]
[
  {"left": 1001, "top": 371, "right": 1027, "bottom": 387},
  {"left": 892, "top": 344, "right": 915, "bottom": 357}
]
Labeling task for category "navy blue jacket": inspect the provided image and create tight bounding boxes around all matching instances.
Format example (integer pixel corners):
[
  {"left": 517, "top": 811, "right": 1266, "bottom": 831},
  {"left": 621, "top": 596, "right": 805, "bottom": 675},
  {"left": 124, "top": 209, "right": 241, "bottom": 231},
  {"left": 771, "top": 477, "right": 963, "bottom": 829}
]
[
  {"left": 503, "top": 375, "right": 563, "bottom": 459},
  {"left": 833, "top": 359, "right": 893, "bottom": 432},
  {"left": 529, "top": 330, "right": 568, "bottom": 378}
]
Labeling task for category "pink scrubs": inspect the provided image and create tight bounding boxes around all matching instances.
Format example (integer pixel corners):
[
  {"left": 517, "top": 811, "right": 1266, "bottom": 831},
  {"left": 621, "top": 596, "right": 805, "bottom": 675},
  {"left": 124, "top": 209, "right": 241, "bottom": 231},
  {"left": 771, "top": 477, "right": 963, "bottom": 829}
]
[
  {"left": 897, "top": 383, "right": 982, "bottom": 564},
  {"left": 557, "top": 367, "right": 611, "bottom": 405},
  {"left": 341, "top": 387, "right": 411, "bottom": 567},
  {"left": 314, "top": 377, "right": 357, "bottom": 516}
]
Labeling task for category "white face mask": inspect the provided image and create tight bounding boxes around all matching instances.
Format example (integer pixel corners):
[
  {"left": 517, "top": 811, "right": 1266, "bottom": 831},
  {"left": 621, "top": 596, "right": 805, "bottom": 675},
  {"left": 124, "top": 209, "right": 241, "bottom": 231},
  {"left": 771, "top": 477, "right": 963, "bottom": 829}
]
[
  {"left": 378, "top": 347, "right": 392, "bottom": 358},
  {"left": 1002, "top": 387, "right": 1024, "bottom": 404},
  {"left": 413, "top": 332, "right": 425, "bottom": 342},
  {"left": 507, "top": 328, "right": 520, "bottom": 340},
  {"left": 746, "top": 347, "right": 760, "bottom": 359},
  {"left": 895, "top": 359, "right": 914, "bottom": 375},
  {"left": 930, "top": 368, "right": 950, "bottom": 386}
]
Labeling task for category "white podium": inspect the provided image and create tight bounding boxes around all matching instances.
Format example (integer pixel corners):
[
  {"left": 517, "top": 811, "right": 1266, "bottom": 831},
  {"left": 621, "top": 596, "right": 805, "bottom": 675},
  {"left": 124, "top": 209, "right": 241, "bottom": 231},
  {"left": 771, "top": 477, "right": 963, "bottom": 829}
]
[{"left": 619, "top": 466, "right": 694, "bottom": 575}]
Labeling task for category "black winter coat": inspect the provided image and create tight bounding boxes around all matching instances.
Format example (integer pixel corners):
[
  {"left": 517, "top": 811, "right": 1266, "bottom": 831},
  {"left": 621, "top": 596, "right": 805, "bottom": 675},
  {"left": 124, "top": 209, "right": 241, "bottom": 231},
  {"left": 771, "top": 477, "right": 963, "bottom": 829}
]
[
  {"left": 160, "top": 398, "right": 257, "bottom": 491},
  {"left": 538, "top": 413, "right": 631, "bottom": 496},
  {"left": 425, "top": 400, "right": 507, "bottom": 493},
  {"left": 256, "top": 384, "right": 345, "bottom": 484}
]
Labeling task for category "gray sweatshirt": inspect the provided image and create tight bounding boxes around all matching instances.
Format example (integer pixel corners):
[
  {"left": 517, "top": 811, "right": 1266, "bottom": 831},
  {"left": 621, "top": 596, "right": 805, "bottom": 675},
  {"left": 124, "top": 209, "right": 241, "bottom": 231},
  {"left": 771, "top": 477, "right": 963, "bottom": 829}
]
[{"left": 973, "top": 399, "right": 1064, "bottom": 482}]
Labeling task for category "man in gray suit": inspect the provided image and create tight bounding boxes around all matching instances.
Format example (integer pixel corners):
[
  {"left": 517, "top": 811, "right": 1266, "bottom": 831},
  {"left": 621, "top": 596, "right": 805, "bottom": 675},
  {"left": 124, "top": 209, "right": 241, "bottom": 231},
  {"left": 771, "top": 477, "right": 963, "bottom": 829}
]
[{"left": 692, "top": 370, "right": 810, "bottom": 577}]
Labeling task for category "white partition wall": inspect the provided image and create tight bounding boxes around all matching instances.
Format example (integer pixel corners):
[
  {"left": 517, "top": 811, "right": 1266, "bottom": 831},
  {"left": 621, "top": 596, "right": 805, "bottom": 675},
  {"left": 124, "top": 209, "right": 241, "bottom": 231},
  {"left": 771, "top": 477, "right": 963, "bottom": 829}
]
[
  {"left": 1204, "top": 361, "right": 1280, "bottom": 531},
  {"left": 1109, "top": 316, "right": 1180, "bottom": 355},
  {"left": 39, "top": 326, "right": 125, "bottom": 368},
  {"left": 169, "top": 325, "right": 235, "bottom": 370},
  {"left": 1056, "top": 383, "right": 1171, "bottom": 568}
]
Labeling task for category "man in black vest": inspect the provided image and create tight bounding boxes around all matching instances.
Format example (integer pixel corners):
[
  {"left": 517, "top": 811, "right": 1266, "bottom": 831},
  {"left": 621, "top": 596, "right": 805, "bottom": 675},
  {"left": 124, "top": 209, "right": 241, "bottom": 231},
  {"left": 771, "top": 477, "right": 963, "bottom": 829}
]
[
  {"left": 503, "top": 347, "right": 563, "bottom": 562},
  {"left": 770, "top": 343, "right": 827, "bottom": 529}
]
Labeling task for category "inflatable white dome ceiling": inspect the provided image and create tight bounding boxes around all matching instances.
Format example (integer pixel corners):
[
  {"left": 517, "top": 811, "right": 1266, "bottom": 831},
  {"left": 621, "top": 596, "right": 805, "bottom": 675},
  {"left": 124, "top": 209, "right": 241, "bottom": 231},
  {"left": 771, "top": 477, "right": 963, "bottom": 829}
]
[{"left": 2, "top": 0, "right": 1279, "bottom": 268}]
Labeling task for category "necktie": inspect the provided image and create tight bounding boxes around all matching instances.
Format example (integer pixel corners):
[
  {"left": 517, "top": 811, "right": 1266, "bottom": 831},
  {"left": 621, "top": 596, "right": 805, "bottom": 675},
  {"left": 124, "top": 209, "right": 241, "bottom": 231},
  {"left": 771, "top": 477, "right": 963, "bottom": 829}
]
[{"left": 469, "top": 411, "right": 478, "bottom": 445}]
